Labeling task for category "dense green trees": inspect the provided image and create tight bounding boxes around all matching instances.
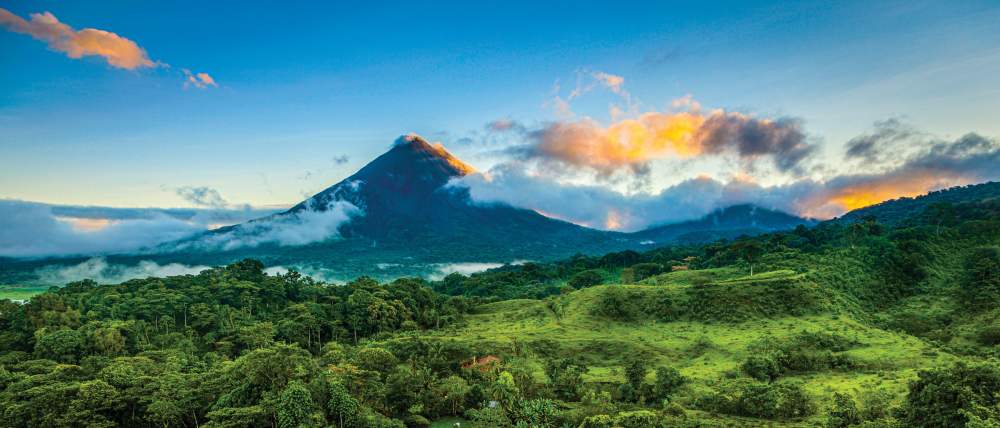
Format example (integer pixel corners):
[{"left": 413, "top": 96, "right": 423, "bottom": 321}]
[
  {"left": 0, "top": 262, "right": 479, "bottom": 427},
  {"left": 903, "top": 362, "right": 1000, "bottom": 427},
  {"left": 963, "top": 246, "right": 1000, "bottom": 309}
]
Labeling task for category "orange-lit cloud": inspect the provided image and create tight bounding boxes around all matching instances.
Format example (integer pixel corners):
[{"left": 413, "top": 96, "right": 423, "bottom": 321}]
[
  {"left": 0, "top": 8, "right": 154, "bottom": 69},
  {"left": 184, "top": 69, "right": 218, "bottom": 89},
  {"left": 521, "top": 108, "right": 811, "bottom": 176},
  {"left": 800, "top": 169, "right": 974, "bottom": 219},
  {"left": 604, "top": 210, "right": 623, "bottom": 230},
  {"left": 56, "top": 216, "right": 115, "bottom": 232},
  {"left": 531, "top": 111, "right": 705, "bottom": 174}
]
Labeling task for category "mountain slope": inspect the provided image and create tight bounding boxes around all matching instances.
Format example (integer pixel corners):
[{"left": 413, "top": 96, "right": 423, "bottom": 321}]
[
  {"left": 831, "top": 181, "right": 1000, "bottom": 226},
  {"left": 631, "top": 204, "right": 814, "bottom": 245}
]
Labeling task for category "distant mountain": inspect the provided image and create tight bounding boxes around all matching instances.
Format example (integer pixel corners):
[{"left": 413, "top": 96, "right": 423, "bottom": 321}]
[
  {"left": 631, "top": 204, "right": 814, "bottom": 245},
  {"left": 831, "top": 181, "right": 1000, "bottom": 226}
]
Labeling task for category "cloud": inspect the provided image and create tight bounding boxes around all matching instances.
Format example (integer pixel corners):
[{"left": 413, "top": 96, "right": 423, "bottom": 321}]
[
  {"left": 34, "top": 258, "right": 209, "bottom": 285},
  {"left": 592, "top": 71, "right": 626, "bottom": 94},
  {"left": 844, "top": 118, "right": 920, "bottom": 164},
  {"left": 263, "top": 265, "right": 347, "bottom": 284},
  {"left": 454, "top": 128, "right": 1000, "bottom": 230},
  {"left": 183, "top": 69, "right": 217, "bottom": 89},
  {"left": 808, "top": 132, "right": 1000, "bottom": 216},
  {"left": 1, "top": 8, "right": 217, "bottom": 88},
  {"left": 175, "top": 186, "right": 228, "bottom": 208},
  {"left": 457, "top": 165, "right": 815, "bottom": 231},
  {"left": 0, "top": 200, "right": 281, "bottom": 258},
  {"left": 697, "top": 113, "right": 814, "bottom": 173},
  {"left": 427, "top": 262, "right": 505, "bottom": 281},
  {"left": 508, "top": 108, "right": 814, "bottom": 178},
  {"left": 640, "top": 46, "right": 679, "bottom": 67},
  {"left": 0, "top": 8, "right": 154, "bottom": 69},
  {"left": 486, "top": 119, "right": 526, "bottom": 133},
  {"left": 186, "top": 199, "right": 362, "bottom": 251}
]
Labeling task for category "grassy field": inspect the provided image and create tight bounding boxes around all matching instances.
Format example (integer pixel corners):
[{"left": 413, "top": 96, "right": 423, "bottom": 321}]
[
  {"left": 410, "top": 267, "right": 955, "bottom": 426},
  {"left": 0, "top": 285, "right": 48, "bottom": 301}
]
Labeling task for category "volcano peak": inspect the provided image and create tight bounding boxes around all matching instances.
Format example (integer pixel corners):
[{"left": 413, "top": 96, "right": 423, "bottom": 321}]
[{"left": 388, "top": 133, "right": 476, "bottom": 175}]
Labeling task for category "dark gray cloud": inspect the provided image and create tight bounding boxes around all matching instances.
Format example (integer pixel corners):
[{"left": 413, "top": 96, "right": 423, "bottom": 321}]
[
  {"left": 844, "top": 118, "right": 919, "bottom": 162},
  {"left": 697, "top": 114, "right": 814, "bottom": 173},
  {"left": 906, "top": 132, "right": 1000, "bottom": 172}
]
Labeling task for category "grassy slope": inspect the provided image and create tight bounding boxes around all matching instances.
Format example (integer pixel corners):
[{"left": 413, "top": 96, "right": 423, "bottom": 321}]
[
  {"left": 413, "top": 268, "right": 957, "bottom": 426},
  {"left": 0, "top": 285, "right": 48, "bottom": 301}
]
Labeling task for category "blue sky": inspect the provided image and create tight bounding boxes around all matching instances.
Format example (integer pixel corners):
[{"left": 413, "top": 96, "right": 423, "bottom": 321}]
[{"left": 2, "top": 0, "right": 1000, "bottom": 212}]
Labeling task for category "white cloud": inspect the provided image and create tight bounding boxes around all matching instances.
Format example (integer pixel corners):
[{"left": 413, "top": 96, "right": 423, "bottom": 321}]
[
  {"left": 263, "top": 265, "right": 347, "bottom": 284},
  {"left": 34, "top": 257, "right": 209, "bottom": 285},
  {"left": 0, "top": 200, "right": 280, "bottom": 258},
  {"left": 427, "top": 262, "right": 504, "bottom": 280},
  {"left": 188, "top": 199, "right": 362, "bottom": 250}
]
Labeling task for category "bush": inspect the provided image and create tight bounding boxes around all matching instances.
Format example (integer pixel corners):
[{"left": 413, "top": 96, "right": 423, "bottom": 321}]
[
  {"left": 742, "top": 354, "right": 783, "bottom": 382},
  {"left": 652, "top": 366, "right": 686, "bottom": 401},
  {"left": 568, "top": 270, "right": 605, "bottom": 289},
  {"left": 977, "top": 323, "right": 1000, "bottom": 346},
  {"left": 621, "top": 263, "right": 663, "bottom": 283},
  {"left": 741, "top": 333, "right": 860, "bottom": 381},
  {"left": 593, "top": 287, "right": 635, "bottom": 321},
  {"left": 699, "top": 379, "right": 815, "bottom": 420},
  {"left": 580, "top": 410, "right": 658, "bottom": 428},
  {"left": 827, "top": 392, "right": 861, "bottom": 428},
  {"left": 543, "top": 358, "right": 586, "bottom": 400}
]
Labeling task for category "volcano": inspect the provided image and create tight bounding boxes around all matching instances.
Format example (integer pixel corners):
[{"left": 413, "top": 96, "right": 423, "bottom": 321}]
[
  {"left": 168, "top": 134, "right": 630, "bottom": 276},
  {"left": 288, "top": 134, "right": 597, "bottom": 242}
]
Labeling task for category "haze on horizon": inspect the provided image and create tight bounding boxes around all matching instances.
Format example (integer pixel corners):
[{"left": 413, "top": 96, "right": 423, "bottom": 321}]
[{"left": 2, "top": 0, "right": 1000, "bottom": 251}]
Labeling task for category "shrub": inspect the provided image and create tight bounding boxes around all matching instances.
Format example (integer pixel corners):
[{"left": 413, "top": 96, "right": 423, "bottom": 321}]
[
  {"left": 742, "top": 354, "right": 783, "bottom": 382},
  {"left": 580, "top": 410, "right": 658, "bottom": 428},
  {"left": 593, "top": 287, "right": 635, "bottom": 321},
  {"left": 568, "top": 270, "right": 605, "bottom": 289},
  {"left": 741, "top": 333, "right": 860, "bottom": 381},
  {"left": 700, "top": 379, "right": 815, "bottom": 420},
  {"left": 827, "top": 393, "right": 861, "bottom": 428},
  {"left": 652, "top": 366, "right": 686, "bottom": 401},
  {"left": 977, "top": 323, "right": 1000, "bottom": 346}
]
